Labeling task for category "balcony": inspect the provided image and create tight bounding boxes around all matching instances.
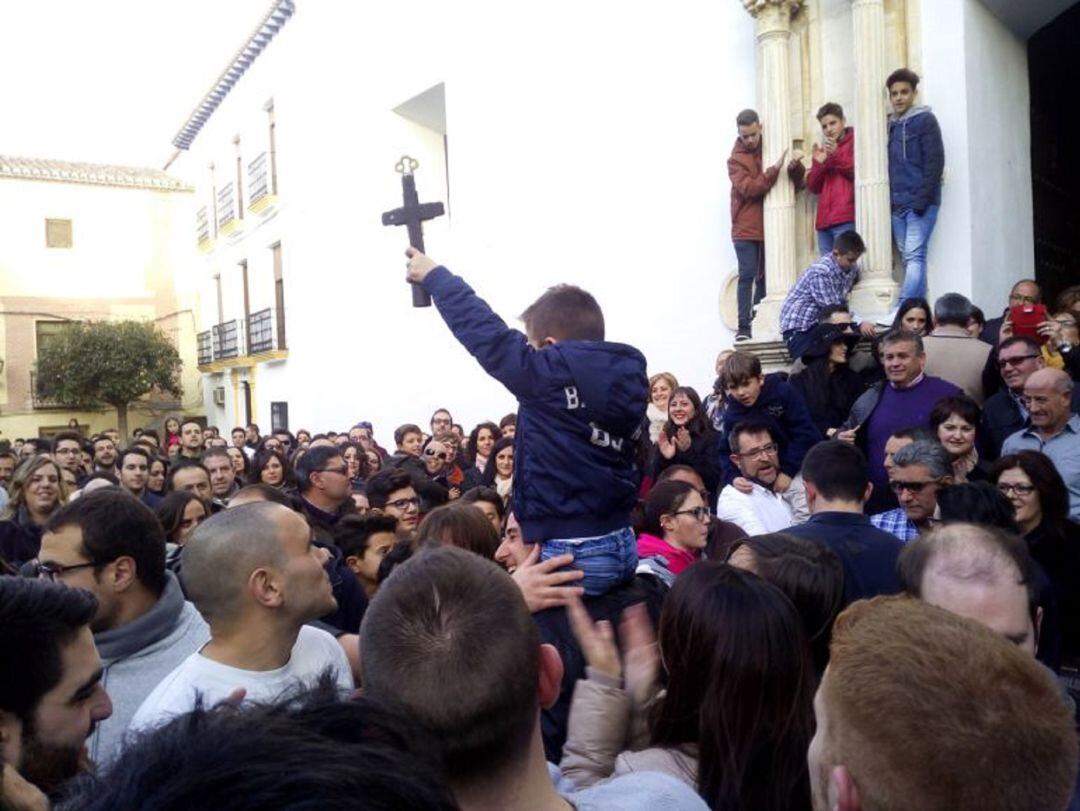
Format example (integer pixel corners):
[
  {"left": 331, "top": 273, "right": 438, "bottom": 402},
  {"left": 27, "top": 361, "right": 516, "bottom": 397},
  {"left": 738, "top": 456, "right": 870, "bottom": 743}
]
[
  {"left": 196, "top": 206, "right": 212, "bottom": 244},
  {"left": 212, "top": 319, "right": 241, "bottom": 360},
  {"left": 247, "top": 308, "right": 277, "bottom": 354},
  {"left": 197, "top": 329, "right": 213, "bottom": 365},
  {"left": 217, "top": 182, "right": 241, "bottom": 235},
  {"left": 30, "top": 371, "right": 78, "bottom": 410},
  {"left": 197, "top": 311, "right": 286, "bottom": 369},
  {"left": 247, "top": 151, "right": 278, "bottom": 214}
]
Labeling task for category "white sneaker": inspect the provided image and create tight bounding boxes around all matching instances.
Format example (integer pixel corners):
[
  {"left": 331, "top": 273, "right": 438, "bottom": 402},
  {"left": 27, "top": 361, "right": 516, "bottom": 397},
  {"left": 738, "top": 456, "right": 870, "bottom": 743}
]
[
  {"left": 875, "top": 308, "right": 898, "bottom": 327},
  {"left": 735, "top": 331, "right": 752, "bottom": 343}
]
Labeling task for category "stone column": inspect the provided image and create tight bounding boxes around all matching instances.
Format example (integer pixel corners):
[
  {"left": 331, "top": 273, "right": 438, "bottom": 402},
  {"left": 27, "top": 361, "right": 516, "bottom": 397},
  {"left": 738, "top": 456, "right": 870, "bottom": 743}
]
[
  {"left": 848, "top": 0, "right": 898, "bottom": 317},
  {"left": 744, "top": 0, "right": 804, "bottom": 340}
]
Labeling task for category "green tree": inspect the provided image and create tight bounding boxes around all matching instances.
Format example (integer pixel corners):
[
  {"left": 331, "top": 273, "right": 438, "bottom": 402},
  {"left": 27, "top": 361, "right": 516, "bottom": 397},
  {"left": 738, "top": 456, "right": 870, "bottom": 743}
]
[{"left": 35, "top": 320, "right": 183, "bottom": 439}]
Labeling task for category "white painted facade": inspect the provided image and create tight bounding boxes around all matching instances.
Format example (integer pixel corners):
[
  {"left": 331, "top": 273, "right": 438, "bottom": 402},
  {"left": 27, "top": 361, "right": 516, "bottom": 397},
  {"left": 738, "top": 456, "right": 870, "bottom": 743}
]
[{"left": 172, "top": 0, "right": 1054, "bottom": 449}]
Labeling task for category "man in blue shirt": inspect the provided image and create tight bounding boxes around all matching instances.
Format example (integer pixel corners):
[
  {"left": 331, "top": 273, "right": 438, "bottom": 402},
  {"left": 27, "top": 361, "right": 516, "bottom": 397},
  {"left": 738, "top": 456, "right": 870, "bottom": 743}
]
[{"left": 784, "top": 440, "right": 904, "bottom": 606}]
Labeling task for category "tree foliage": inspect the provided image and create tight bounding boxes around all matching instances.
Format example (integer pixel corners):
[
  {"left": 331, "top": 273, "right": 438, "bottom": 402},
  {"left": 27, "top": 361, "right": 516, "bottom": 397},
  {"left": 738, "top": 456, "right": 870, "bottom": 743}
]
[{"left": 35, "top": 320, "right": 183, "bottom": 434}]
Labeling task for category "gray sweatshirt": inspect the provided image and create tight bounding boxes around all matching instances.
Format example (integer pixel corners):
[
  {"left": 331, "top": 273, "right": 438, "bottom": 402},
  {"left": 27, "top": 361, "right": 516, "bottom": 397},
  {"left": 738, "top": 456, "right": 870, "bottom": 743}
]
[{"left": 90, "top": 571, "right": 209, "bottom": 765}]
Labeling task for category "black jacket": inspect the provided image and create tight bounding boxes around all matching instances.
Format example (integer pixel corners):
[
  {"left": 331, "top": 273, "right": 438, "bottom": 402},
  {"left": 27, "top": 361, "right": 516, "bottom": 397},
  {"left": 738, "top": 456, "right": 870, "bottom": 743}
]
[{"left": 0, "top": 507, "right": 45, "bottom": 567}]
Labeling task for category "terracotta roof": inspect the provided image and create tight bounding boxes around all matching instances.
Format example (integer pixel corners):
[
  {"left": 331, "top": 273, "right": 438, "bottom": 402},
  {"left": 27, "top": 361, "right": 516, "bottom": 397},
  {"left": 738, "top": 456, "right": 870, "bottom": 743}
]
[
  {"left": 0, "top": 155, "right": 192, "bottom": 191},
  {"left": 171, "top": 0, "right": 295, "bottom": 150}
]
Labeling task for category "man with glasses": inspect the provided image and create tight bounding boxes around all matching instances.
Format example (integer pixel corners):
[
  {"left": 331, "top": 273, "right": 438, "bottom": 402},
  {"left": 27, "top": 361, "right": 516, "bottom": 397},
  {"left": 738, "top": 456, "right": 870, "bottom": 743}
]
[
  {"left": 429, "top": 408, "right": 453, "bottom": 437},
  {"left": 980, "top": 278, "right": 1042, "bottom": 347},
  {"left": 34, "top": 489, "right": 208, "bottom": 766},
  {"left": 716, "top": 421, "right": 794, "bottom": 536},
  {"left": 295, "top": 446, "right": 354, "bottom": 538},
  {"left": 51, "top": 430, "right": 86, "bottom": 483},
  {"left": 785, "top": 441, "right": 903, "bottom": 606},
  {"left": 980, "top": 337, "right": 1080, "bottom": 460},
  {"left": 367, "top": 468, "right": 421, "bottom": 538},
  {"left": 1003, "top": 369, "right": 1080, "bottom": 520},
  {"left": 871, "top": 440, "right": 953, "bottom": 542}
]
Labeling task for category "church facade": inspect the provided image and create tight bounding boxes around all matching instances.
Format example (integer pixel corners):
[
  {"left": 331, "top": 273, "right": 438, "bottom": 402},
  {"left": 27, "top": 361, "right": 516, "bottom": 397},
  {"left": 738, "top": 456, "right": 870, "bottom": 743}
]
[{"left": 172, "top": 0, "right": 1077, "bottom": 443}]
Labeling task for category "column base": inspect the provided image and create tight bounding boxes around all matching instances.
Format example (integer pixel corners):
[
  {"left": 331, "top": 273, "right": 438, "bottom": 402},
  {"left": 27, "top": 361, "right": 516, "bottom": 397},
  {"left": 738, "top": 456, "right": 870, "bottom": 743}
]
[
  {"left": 750, "top": 293, "right": 786, "bottom": 342},
  {"left": 734, "top": 336, "right": 791, "bottom": 373},
  {"left": 849, "top": 277, "right": 899, "bottom": 321}
]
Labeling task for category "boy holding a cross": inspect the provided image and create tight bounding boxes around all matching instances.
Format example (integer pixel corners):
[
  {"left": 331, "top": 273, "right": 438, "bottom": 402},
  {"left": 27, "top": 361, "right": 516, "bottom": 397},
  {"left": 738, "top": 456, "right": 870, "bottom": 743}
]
[{"left": 405, "top": 248, "right": 649, "bottom": 597}]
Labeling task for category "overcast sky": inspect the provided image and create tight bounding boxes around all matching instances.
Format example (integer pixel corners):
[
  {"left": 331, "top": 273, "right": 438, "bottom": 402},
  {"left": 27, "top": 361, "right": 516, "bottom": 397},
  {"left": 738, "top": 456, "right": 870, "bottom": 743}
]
[{"left": 2, "top": 0, "right": 271, "bottom": 168}]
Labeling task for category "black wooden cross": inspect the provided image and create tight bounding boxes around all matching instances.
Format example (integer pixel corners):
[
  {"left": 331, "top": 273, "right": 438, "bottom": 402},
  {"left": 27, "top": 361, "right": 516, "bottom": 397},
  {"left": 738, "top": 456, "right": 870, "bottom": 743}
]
[{"left": 381, "top": 155, "right": 445, "bottom": 307}]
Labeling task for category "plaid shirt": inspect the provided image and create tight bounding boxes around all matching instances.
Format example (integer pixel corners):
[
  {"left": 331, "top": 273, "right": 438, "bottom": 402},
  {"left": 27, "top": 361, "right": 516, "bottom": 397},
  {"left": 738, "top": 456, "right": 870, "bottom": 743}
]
[
  {"left": 869, "top": 507, "right": 919, "bottom": 542},
  {"left": 779, "top": 254, "right": 859, "bottom": 334}
]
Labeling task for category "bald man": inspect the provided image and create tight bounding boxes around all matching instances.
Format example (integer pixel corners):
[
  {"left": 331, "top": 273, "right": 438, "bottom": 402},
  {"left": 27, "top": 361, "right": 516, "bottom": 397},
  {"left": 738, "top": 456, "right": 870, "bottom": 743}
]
[
  {"left": 129, "top": 502, "right": 352, "bottom": 732},
  {"left": 1002, "top": 368, "right": 1080, "bottom": 519},
  {"left": 899, "top": 523, "right": 1043, "bottom": 657}
]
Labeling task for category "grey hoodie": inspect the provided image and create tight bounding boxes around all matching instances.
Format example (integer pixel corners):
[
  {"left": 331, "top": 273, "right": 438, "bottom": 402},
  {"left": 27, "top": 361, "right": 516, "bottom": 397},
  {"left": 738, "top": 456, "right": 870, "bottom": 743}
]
[{"left": 90, "top": 571, "right": 209, "bottom": 765}]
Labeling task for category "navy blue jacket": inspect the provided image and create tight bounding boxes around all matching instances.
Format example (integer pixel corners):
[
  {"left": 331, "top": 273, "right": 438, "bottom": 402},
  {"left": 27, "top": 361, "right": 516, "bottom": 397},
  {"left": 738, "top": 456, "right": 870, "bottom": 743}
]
[
  {"left": 887, "top": 106, "right": 944, "bottom": 213},
  {"left": 720, "top": 375, "right": 822, "bottom": 484},
  {"left": 424, "top": 267, "right": 648, "bottom": 541},
  {"left": 784, "top": 511, "right": 904, "bottom": 606}
]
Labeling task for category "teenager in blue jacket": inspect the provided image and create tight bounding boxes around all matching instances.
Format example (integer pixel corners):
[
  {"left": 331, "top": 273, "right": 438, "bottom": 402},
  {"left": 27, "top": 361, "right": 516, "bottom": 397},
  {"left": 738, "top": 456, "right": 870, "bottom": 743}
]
[
  {"left": 405, "top": 248, "right": 649, "bottom": 597},
  {"left": 886, "top": 67, "right": 945, "bottom": 313}
]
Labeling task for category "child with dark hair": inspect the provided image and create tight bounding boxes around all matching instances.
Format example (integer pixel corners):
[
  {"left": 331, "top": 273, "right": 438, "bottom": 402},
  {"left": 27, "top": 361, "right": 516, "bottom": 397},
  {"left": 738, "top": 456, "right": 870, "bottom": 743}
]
[
  {"left": 719, "top": 350, "right": 822, "bottom": 491},
  {"left": 406, "top": 248, "right": 648, "bottom": 596}
]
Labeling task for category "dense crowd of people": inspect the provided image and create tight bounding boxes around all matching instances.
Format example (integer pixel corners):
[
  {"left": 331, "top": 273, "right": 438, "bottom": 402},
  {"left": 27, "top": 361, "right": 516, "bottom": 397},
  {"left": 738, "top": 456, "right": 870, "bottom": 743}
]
[
  {"left": 1, "top": 247, "right": 1078, "bottom": 809},
  {"left": 3, "top": 72, "right": 1080, "bottom": 811}
]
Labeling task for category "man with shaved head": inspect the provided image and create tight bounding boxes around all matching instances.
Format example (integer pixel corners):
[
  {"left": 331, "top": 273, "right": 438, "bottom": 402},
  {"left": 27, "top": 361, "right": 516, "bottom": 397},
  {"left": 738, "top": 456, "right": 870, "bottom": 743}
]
[
  {"left": 1002, "top": 368, "right": 1080, "bottom": 519},
  {"left": 129, "top": 502, "right": 352, "bottom": 732}
]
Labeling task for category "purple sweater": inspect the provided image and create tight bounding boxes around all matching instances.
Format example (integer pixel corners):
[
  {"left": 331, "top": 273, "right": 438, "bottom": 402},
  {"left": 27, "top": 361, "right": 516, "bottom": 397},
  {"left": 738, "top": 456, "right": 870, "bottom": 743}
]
[{"left": 866, "top": 375, "right": 962, "bottom": 487}]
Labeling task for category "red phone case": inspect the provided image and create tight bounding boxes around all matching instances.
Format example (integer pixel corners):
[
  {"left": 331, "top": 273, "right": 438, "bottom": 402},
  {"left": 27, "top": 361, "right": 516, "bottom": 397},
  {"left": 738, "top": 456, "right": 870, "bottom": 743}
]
[{"left": 1010, "top": 305, "right": 1048, "bottom": 343}]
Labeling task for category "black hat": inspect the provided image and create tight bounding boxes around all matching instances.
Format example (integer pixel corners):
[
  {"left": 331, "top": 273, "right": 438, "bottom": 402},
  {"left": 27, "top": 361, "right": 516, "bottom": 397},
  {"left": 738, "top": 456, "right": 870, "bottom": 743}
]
[{"left": 799, "top": 322, "right": 859, "bottom": 362}]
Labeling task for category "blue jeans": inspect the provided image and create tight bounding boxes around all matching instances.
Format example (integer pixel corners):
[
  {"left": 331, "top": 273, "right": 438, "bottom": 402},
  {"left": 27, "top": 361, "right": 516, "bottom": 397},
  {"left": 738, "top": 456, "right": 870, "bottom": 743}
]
[
  {"left": 783, "top": 328, "right": 815, "bottom": 361},
  {"left": 540, "top": 527, "right": 637, "bottom": 598},
  {"left": 816, "top": 221, "right": 856, "bottom": 255},
  {"left": 891, "top": 206, "right": 939, "bottom": 302},
  {"left": 733, "top": 240, "right": 765, "bottom": 333}
]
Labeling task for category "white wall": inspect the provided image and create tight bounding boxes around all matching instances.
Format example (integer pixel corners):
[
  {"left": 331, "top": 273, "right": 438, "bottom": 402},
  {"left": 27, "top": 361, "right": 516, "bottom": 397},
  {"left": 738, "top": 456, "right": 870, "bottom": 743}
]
[
  {"left": 921, "top": 0, "right": 1034, "bottom": 313},
  {"left": 173, "top": 0, "right": 757, "bottom": 447},
  {"left": 963, "top": 0, "right": 1034, "bottom": 310}
]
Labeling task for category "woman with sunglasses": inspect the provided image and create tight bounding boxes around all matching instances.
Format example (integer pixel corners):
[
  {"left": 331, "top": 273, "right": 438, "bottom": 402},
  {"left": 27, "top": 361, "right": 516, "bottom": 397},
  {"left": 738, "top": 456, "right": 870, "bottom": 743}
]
[
  {"left": 992, "top": 450, "right": 1080, "bottom": 663},
  {"left": 635, "top": 479, "right": 710, "bottom": 586},
  {"left": 421, "top": 433, "right": 471, "bottom": 500}
]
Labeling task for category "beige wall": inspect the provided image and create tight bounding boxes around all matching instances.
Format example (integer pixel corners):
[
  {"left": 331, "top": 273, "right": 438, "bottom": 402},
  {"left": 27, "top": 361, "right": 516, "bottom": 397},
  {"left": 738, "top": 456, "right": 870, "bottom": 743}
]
[{"left": 0, "top": 175, "right": 203, "bottom": 441}]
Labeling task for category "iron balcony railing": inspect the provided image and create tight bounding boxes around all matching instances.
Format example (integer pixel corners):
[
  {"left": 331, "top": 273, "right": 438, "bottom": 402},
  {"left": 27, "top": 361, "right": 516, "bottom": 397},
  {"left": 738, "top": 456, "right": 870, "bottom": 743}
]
[
  {"left": 216, "top": 182, "right": 236, "bottom": 228},
  {"left": 197, "top": 330, "right": 213, "bottom": 365},
  {"left": 247, "top": 308, "right": 275, "bottom": 354},
  {"left": 211, "top": 320, "right": 241, "bottom": 360},
  {"left": 196, "top": 206, "right": 211, "bottom": 243},
  {"left": 248, "top": 152, "right": 269, "bottom": 205}
]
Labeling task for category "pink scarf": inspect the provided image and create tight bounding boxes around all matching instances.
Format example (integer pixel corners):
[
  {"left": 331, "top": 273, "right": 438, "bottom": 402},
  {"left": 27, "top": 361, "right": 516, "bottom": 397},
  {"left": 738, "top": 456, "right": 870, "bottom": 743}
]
[{"left": 637, "top": 533, "right": 699, "bottom": 576}]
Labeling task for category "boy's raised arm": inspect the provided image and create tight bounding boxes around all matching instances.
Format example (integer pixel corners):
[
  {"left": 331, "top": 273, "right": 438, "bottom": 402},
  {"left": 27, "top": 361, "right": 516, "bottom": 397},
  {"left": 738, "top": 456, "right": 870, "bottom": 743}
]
[{"left": 405, "top": 248, "right": 536, "bottom": 399}]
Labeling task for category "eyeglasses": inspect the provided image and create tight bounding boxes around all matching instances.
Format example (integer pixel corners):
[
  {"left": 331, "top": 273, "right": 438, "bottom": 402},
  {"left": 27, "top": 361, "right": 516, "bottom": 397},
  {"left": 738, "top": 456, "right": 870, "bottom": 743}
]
[
  {"left": 671, "top": 506, "right": 711, "bottom": 522},
  {"left": 997, "top": 482, "right": 1036, "bottom": 497},
  {"left": 998, "top": 355, "right": 1040, "bottom": 369},
  {"left": 317, "top": 466, "right": 349, "bottom": 477},
  {"left": 424, "top": 448, "right": 449, "bottom": 461},
  {"left": 737, "top": 442, "right": 778, "bottom": 459},
  {"left": 32, "top": 560, "right": 97, "bottom": 581},
  {"left": 889, "top": 480, "right": 940, "bottom": 494},
  {"left": 386, "top": 496, "right": 420, "bottom": 511}
]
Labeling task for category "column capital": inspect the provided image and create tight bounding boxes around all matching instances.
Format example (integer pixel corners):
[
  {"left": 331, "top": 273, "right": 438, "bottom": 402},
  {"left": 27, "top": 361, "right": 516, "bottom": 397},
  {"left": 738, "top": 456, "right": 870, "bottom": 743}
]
[{"left": 741, "top": 0, "right": 804, "bottom": 19}]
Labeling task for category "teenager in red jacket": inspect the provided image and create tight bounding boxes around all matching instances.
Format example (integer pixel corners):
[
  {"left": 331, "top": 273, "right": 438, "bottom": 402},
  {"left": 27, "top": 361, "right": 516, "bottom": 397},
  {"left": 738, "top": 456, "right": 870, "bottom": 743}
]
[
  {"left": 728, "top": 108, "right": 805, "bottom": 342},
  {"left": 806, "top": 102, "right": 856, "bottom": 255}
]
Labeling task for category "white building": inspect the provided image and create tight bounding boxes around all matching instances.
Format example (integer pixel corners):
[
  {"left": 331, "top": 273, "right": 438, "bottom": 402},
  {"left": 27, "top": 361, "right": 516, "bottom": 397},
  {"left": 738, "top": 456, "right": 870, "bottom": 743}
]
[
  {"left": 0, "top": 156, "right": 201, "bottom": 440},
  {"left": 169, "top": 0, "right": 1079, "bottom": 447}
]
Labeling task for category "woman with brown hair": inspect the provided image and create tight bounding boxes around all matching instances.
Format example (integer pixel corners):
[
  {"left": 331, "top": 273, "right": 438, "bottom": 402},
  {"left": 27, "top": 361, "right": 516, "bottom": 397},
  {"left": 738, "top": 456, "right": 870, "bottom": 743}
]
[
  {"left": 561, "top": 563, "right": 814, "bottom": 810},
  {"left": 0, "top": 455, "right": 70, "bottom": 565}
]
